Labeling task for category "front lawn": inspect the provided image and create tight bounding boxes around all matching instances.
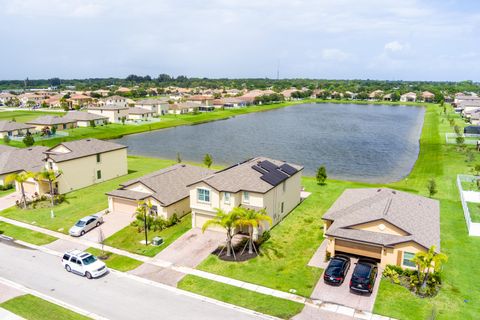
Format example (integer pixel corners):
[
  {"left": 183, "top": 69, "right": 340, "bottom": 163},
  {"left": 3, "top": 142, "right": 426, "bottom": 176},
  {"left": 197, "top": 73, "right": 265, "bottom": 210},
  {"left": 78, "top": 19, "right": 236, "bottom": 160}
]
[
  {"left": 0, "top": 221, "right": 56, "bottom": 245},
  {"left": 104, "top": 213, "right": 191, "bottom": 257},
  {"left": 0, "top": 156, "right": 176, "bottom": 233},
  {"left": 178, "top": 275, "right": 304, "bottom": 319},
  {"left": 0, "top": 294, "right": 90, "bottom": 320},
  {"left": 85, "top": 247, "right": 143, "bottom": 272},
  {"left": 0, "top": 188, "right": 14, "bottom": 197}
]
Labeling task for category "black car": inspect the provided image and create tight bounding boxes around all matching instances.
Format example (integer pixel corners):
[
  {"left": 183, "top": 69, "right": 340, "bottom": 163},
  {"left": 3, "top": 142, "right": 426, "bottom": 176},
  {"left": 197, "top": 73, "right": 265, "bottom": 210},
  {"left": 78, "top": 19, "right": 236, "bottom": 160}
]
[
  {"left": 349, "top": 259, "right": 378, "bottom": 294},
  {"left": 323, "top": 255, "right": 351, "bottom": 285}
]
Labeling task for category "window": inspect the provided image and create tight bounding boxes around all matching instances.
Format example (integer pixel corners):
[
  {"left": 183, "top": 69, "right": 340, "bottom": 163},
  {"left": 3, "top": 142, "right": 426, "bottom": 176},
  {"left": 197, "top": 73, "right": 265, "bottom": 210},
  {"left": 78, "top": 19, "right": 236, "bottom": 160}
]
[
  {"left": 281, "top": 202, "right": 284, "bottom": 213},
  {"left": 96, "top": 154, "right": 101, "bottom": 163},
  {"left": 97, "top": 170, "right": 102, "bottom": 180},
  {"left": 243, "top": 191, "right": 250, "bottom": 204},
  {"left": 224, "top": 192, "right": 231, "bottom": 205},
  {"left": 197, "top": 188, "right": 210, "bottom": 203},
  {"left": 282, "top": 181, "right": 286, "bottom": 192},
  {"left": 402, "top": 252, "right": 416, "bottom": 268},
  {"left": 49, "top": 161, "right": 54, "bottom": 170}
]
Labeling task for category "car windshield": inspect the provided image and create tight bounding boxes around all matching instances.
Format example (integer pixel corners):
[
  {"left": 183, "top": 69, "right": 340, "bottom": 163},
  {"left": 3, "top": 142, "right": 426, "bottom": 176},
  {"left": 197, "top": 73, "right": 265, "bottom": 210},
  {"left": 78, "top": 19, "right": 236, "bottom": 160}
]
[
  {"left": 75, "top": 220, "right": 86, "bottom": 227},
  {"left": 353, "top": 263, "right": 371, "bottom": 280},
  {"left": 82, "top": 255, "right": 97, "bottom": 265}
]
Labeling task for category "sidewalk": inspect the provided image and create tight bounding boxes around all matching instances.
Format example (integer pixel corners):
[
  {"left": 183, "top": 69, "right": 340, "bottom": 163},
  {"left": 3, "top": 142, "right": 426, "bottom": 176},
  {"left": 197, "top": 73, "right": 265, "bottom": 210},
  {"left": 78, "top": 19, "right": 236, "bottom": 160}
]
[
  {"left": 0, "top": 308, "right": 25, "bottom": 320},
  {"left": 0, "top": 215, "right": 396, "bottom": 320}
]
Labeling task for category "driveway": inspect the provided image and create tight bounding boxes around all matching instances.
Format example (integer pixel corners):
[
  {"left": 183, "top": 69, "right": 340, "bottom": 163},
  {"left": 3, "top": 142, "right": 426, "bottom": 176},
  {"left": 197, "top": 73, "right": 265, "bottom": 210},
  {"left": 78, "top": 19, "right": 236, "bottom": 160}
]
[
  {"left": 81, "top": 210, "right": 134, "bottom": 243},
  {"left": 311, "top": 257, "right": 382, "bottom": 312},
  {"left": 0, "top": 192, "right": 19, "bottom": 211}
]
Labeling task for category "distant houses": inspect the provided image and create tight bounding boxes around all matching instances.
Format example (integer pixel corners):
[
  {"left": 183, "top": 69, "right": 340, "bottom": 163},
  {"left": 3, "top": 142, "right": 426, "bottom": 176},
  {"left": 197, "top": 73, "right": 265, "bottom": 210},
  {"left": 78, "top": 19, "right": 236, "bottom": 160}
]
[
  {"left": 400, "top": 92, "right": 417, "bottom": 102},
  {"left": 0, "top": 120, "right": 35, "bottom": 138}
]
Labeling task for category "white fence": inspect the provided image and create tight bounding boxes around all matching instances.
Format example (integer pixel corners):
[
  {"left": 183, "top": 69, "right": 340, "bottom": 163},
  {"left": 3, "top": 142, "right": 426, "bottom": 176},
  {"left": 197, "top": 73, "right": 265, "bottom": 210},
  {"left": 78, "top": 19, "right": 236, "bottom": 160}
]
[
  {"left": 445, "top": 133, "right": 480, "bottom": 145},
  {"left": 457, "top": 175, "right": 480, "bottom": 236}
]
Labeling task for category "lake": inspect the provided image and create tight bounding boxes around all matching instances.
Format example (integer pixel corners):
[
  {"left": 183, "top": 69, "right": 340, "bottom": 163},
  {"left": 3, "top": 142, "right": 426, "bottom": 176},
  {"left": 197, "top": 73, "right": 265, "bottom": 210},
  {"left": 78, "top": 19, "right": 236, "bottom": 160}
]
[{"left": 112, "top": 103, "right": 425, "bottom": 183}]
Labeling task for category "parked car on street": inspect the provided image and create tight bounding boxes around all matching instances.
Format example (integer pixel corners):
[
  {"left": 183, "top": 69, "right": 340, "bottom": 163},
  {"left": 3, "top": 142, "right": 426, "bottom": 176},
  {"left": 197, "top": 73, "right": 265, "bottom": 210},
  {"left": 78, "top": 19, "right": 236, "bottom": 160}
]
[
  {"left": 323, "top": 255, "right": 351, "bottom": 285},
  {"left": 349, "top": 259, "right": 378, "bottom": 294},
  {"left": 62, "top": 250, "right": 108, "bottom": 279},
  {"left": 69, "top": 215, "right": 103, "bottom": 237}
]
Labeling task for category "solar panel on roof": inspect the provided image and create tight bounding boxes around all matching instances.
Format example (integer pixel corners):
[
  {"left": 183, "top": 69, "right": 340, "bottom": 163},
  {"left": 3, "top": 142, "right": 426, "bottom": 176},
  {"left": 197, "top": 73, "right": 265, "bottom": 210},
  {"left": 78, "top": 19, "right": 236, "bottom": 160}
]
[
  {"left": 280, "top": 163, "right": 298, "bottom": 176},
  {"left": 261, "top": 172, "right": 286, "bottom": 186},
  {"left": 252, "top": 165, "right": 268, "bottom": 175},
  {"left": 258, "top": 160, "right": 278, "bottom": 172}
]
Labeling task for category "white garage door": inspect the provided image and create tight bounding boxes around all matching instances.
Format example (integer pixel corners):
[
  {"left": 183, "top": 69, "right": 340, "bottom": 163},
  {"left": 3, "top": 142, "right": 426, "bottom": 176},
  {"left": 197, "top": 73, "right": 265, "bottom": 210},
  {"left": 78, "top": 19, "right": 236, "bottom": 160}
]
[
  {"left": 112, "top": 197, "right": 138, "bottom": 214},
  {"left": 22, "top": 181, "right": 38, "bottom": 195}
]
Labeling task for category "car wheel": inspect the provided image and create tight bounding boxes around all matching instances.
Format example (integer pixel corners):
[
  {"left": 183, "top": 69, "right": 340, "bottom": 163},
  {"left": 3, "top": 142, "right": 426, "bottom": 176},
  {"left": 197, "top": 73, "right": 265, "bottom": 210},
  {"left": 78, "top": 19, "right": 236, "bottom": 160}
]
[
  {"left": 96, "top": 222, "right": 101, "bottom": 227},
  {"left": 80, "top": 231, "right": 85, "bottom": 236},
  {"left": 65, "top": 265, "right": 71, "bottom": 272},
  {"left": 85, "top": 272, "right": 92, "bottom": 279}
]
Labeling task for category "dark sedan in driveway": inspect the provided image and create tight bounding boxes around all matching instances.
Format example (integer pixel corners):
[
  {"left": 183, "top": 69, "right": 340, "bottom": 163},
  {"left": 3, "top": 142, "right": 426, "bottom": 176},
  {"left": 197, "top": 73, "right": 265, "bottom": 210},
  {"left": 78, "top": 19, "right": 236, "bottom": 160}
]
[
  {"left": 323, "top": 255, "right": 351, "bottom": 285},
  {"left": 349, "top": 259, "right": 378, "bottom": 294}
]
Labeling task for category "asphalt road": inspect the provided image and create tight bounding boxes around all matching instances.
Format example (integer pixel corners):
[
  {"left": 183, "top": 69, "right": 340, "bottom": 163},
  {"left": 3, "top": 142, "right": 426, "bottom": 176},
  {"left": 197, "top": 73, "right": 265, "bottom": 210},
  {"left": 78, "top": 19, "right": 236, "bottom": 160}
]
[{"left": 0, "top": 241, "right": 263, "bottom": 320}]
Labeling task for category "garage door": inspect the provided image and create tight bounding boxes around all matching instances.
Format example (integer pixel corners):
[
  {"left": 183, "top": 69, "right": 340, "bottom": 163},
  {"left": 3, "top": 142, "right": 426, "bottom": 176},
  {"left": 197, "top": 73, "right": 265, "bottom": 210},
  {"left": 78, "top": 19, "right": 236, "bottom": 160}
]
[
  {"left": 22, "top": 181, "right": 38, "bottom": 195},
  {"left": 335, "top": 239, "right": 382, "bottom": 260},
  {"left": 111, "top": 197, "right": 138, "bottom": 214},
  {"left": 194, "top": 212, "right": 215, "bottom": 229}
]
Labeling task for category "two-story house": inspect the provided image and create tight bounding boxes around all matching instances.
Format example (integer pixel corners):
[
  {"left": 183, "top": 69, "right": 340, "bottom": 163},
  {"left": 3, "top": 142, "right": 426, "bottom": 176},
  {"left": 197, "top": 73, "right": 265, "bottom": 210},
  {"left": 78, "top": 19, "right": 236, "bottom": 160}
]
[
  {"left": 87, "top": 105, "right": 129, "bottom": 123},
  {"left": 188, "top": 157, "right": 303, "bottom": 230}
]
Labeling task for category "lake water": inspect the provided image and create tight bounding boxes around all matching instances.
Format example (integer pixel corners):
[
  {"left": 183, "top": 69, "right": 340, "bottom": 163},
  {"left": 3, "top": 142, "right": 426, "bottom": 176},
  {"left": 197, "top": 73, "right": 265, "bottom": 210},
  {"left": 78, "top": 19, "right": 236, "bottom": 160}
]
[{"left": 112, "top": 103, "right": 425, "bottom": 183}]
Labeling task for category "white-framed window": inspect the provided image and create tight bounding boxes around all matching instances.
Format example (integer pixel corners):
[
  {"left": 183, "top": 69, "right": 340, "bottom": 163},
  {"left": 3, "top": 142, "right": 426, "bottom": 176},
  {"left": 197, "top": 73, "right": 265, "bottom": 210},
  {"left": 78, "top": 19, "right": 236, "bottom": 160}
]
[
  {"left": 402, "top": 251, "right": 416, "bottom": 268},
  {"left": 243, "top": 191, "right": 250, "bottom": 204},
  {"left": 197, "top": 188, "right": 210, "bottom": 203},
  {"left": 224, "top": 192, "right": 231, "bottom": 205}
]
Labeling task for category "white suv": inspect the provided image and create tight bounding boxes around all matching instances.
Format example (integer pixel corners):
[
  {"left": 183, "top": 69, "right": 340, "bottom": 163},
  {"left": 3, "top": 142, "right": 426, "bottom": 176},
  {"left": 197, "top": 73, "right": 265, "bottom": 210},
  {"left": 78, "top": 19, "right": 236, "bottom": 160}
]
[{"left": 62, "top": 250, "right": 108, "bottom": 279}]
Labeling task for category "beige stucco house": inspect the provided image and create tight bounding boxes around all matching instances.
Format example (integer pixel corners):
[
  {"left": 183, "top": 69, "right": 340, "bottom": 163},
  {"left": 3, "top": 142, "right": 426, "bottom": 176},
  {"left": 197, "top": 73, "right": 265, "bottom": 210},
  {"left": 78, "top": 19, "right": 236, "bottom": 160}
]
[
  {"left": 87, "top": 105, "right": 129, "bottom": 123},
  {"left": 64, "top": 111, "right": 108, "bottom": 127},
  {"left": 0, "top": 146, "right": 47, "bottom": 187},
  {"left": 188, "top": 157, "right": 303, "bottom": 230},
  {"left": 106, "top": 164, "right": 214, "bottom": 219},
  {"left": 400, "top": 92, "right": 417, "bottom": 102},
  {"left": 322, "top": 188, "right": 440, "bottom": 269},
  {"left": 127, "top": 107, "right": 154, "bottom": 121},
  {"left": 0, "top": 120, "right": 35, "bottom": 138},
  {"left": 27, "top": 139, "right": 128, "bottom": 195},
  {"left": 26, "top": 116, "right": 77, "bottom": 131},
  {"left": 135, "top": 99, "right": 170, "bottom": 115}
]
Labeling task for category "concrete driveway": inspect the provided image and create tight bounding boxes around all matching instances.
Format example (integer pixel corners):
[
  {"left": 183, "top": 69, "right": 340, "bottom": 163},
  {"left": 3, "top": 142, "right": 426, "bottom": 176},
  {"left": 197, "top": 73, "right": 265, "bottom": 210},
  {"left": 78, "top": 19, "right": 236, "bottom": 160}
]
[
  {"left": 81, "top": 210, "right": 135, "bottom": 243},
  {"left": 0, "top": 192, "right": 19, "bottom": 211},
  {"left": 311, "top": 257, "right": 382, "bottom": 312}
]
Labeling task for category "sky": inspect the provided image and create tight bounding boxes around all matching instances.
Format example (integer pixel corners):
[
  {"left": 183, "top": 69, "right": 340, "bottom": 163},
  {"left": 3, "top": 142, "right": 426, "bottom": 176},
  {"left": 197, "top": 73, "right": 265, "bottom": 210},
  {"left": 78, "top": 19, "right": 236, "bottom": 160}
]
[{"left": 0, "top": 0, "right": 479, "bottom": 81}]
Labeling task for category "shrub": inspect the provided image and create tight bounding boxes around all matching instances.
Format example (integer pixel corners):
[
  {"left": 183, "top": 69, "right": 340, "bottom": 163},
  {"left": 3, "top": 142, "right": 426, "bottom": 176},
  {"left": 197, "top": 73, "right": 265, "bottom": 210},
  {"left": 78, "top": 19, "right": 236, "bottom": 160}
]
[
  {"left": 23, "top": 135, "right": 35, "bottom": 147},
  {"left": 383, "top": 265, "right": 400, "bottom": 284},
  {"left": 3, "top": 135, "right": 11, "bottom": 144}
]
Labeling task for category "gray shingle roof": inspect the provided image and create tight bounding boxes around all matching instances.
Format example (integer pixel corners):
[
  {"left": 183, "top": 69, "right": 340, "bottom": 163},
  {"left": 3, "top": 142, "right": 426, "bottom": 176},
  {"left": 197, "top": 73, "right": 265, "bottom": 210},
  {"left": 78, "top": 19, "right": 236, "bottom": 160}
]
[
  {"left": 107, "top": 164, "right": 215, "bottom": 206},
  {"left": 128, "top": 107, "right": 154, "bottom": 115},
  {"left": 189, "top": 157, "right": 303, "bottom": 193},
  {"left": 0, "top": 146, "right": 48, "bottom": 175},
  {"left": 323, "top": 188, "right": 440, "bottom": 251},
  {"left": 26, "top": 116, "right": 76, "bottom": 126},
  {"left": 87, "top": 105, "right": 128, "bottom": 111},
  {"left": 135, "top": 98, "right": 169, "bottom": 105},
  {"left": 0, "top": 120, "right": 35, "bottom": 132},
  {"left": 64, "top": 111, "right": 108, "bottom": 121},
  {"left": 45, "top": 138, "right": 127, "bottom": 162}
]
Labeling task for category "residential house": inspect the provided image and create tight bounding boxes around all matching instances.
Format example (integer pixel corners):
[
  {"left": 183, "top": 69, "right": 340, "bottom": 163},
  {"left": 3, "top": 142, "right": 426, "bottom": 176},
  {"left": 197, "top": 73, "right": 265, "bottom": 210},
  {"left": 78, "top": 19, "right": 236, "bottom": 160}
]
[
  {"left": 64, "top": 111, "right": 108, "bottom": 127},
  {"left": 212, "top": 97, "right": 247, "bottom": 109},
  {"left": 186, "top": 95, "right": 215, "bottom": 106},
  {"left": 67, "top": 94, "right": 92, "bottom": 107},
  {"left": 322, "top": 188, "right": 440, "bottom": 268},
  {"left": 454, "top": 94, "right": 480, "bottom": 105},
  {"left": 116, "top": 87, "right": 131, "bottom": 94},
  {"left": 368, "top": 90, "right": 384, "bottom": 100},
  {"left": 44, "top": 94, "right": 64, "bottom": 108},
  {"left": 0, "top": 93, "right": 16, "bottom": 105},
  {"left": 135, "top": 99, "right": 170, "bottom": 115},
  {"left": 30, "top": 139, "right": 128, "bottom": 195},
  {"left": 0, "top": 146, "right": 48, "bottom": 187},
  {"left": 400, "top": 92, "right": 417, "bottom": 102},
  {"left": 0, "top": 121, "right": 35, "bottom": 138},
  {"left": 281, "top": 88, "right": 300, "bottom": 100},
  {"left": 98, "top": 95, "right": 128, "bottom": 107},
  {"left": 27, "top": 116, "right": 77, "bottom": 131},
  {"left": 107, "top": 164, "right": 214, "bottom": 219},
  {"left": 127, "top": 107, "right": 154, "bottom": 121},
  {"left": 421, "top": 91, "right": 435, "bottom": 102},
  {"left": 383, "top": 93, "right": 393, "bottom": 101},
  {"left": 188, "top": 157, "right": 303, "bottom": 230},
  {"left": 87, "top": 105, "right": 129, "bottom": 123},
  {"left": 168, "top": 102, "right": 198, "bottom": 115},
  {"left": 18, "top": 93, "right": 43, "bottom": 106},
  {"left": 92, "top": 89, "right": 110, "bottom": 97}
]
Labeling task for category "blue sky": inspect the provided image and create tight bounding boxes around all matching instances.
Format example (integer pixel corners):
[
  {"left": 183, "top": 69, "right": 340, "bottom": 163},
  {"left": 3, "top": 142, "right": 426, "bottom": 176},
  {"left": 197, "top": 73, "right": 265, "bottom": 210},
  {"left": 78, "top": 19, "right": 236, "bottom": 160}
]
[{"left": 0, "top": 0, "right": 479, "bottom": 81}]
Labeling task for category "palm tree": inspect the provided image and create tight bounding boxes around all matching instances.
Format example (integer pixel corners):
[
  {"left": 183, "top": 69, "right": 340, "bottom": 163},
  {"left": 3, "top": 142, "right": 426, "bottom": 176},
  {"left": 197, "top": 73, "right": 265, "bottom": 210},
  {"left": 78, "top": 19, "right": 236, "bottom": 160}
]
[
  {"left": 412, "top": 246, "right": 448, "bottom": 289},
  {"left": 36, "top": 169, "right": 62, "bottom": 217},
  {"left": 202, "top": 208, "right": 240, "bottom": 258},
  {"left": 235, "top": 207, "right": 272, "bottom": 255},
  {"left": 6, "top": 171, "right": 35, "bottom": 208}
]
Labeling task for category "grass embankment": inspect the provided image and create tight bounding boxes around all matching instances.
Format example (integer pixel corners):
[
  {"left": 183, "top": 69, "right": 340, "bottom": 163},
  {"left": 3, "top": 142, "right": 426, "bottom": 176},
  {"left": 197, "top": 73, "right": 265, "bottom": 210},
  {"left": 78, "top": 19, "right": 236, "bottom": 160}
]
[
  {"left": 104, "top": 213, "right": 191, "bottom": 257},
  {"left": 466, "top": 202, "right": 480, "bottom": 223},
  {"left": 85, "top": 247, "right": 143, "bottom": 272},
  {"left": 0, "top": 294, "right": 90, "bottom": 320},
  {"left": 178, "top": 275, "right": 304, "bottom": 319},
  {"left": 0, "top": 156, "right": 176, "bottom": 233},
  {"left": 0, "top": 221, "right": 56, "bottom": 245}
]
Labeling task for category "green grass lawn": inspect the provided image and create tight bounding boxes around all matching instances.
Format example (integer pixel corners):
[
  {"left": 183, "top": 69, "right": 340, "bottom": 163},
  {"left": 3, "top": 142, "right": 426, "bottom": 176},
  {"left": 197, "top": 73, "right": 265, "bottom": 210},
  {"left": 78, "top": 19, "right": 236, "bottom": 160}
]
[
  {"left": 0, "top": 156, "right": 177, "bottom": 233},
  {"left": 0, "top": 110, "right": 64, "bottom": 123},
  {"left": 0, "top": 221, "right": 56, "bottom": 245},
  {"left": 178, "top": 275, "right": 304, "bottom": 319},
  {"left": 85, "top": 247, "right": 143, "bottom": 272},
  {"left": 0, "top": 294, "right": 90, "bottom": 320},
  {"left": 104, "top": 213, "right": 191, "bottom": 257},
  {"left": 466, "top": 202, "right": 480, "bottom": 223},
  {"left": 0, "top": 188, "right": 14, "bottom": 197}
]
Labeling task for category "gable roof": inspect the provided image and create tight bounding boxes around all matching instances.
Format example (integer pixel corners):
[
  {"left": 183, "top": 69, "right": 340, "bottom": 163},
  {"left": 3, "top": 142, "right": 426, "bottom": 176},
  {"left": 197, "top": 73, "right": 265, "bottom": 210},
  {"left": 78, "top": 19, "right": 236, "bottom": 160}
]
[
  {"left": 26, "top": 115, "right": 76, "bottom": 126},
  {"left": 189, "top": 157, "right": 303, "bottom": 193},
  {"left": 0, "top": 120, "right": 35, "bottom": 132},
  {"left": 45, "top": 138, "right": 127, "bottom": 162},
  {"left": 322, "top": 188, "right": 440, "bottom": 251},
  {"left": 64, "top": 111, "right": 108, "bottom": 121},
  {"left": 0, "top": 146, "right": 48, "bottom": 175},
  {"left": 128, "top": 107, "right": 154, "bottom": 115},
  {"left": 87, "top": 105, "right": 128, "bottom": 111},
  {"left": 107, "top": 164, "right": 215, "bottom": 206}
]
